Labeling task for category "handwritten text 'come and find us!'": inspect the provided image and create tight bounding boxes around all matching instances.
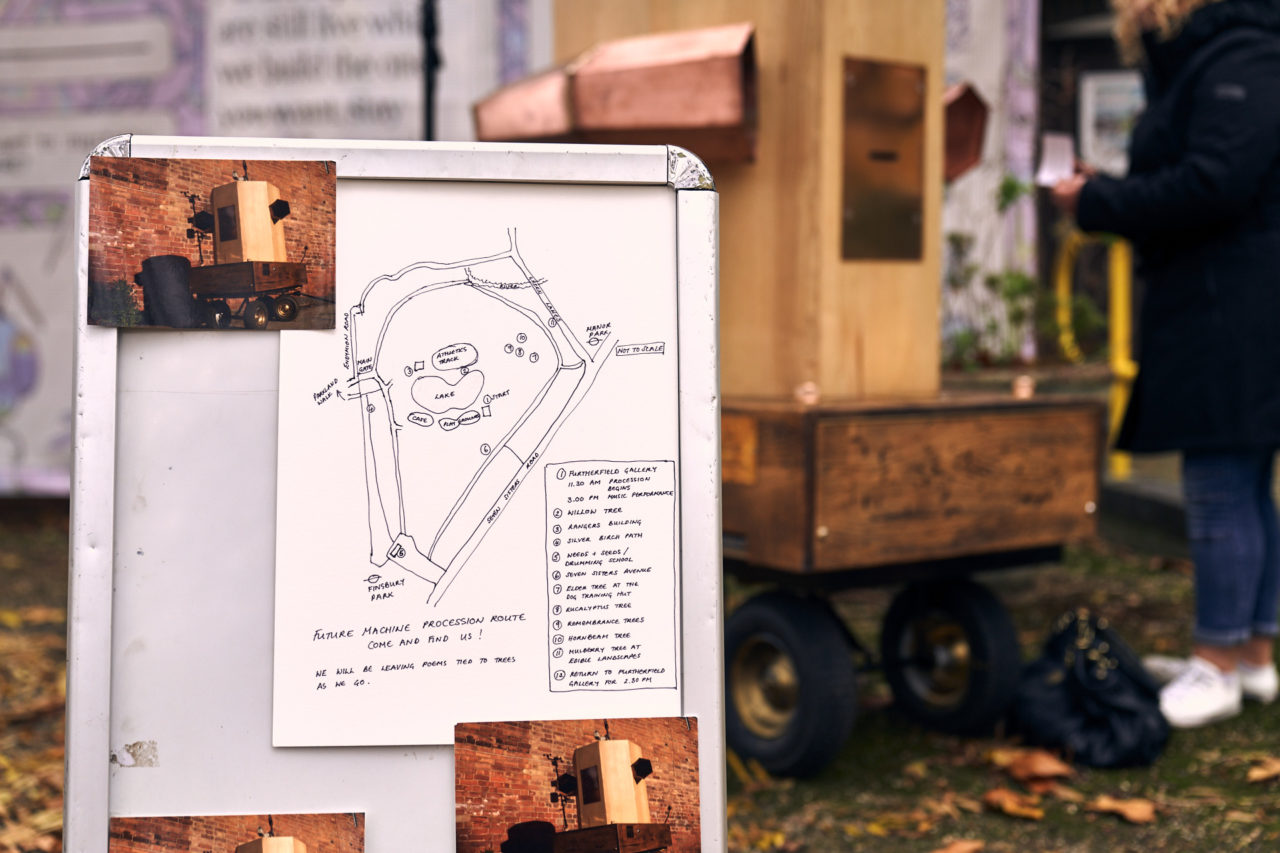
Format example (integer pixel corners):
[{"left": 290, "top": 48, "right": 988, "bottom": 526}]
[{"left": 309, "top": 612, "right": 528, "bottom": 688}]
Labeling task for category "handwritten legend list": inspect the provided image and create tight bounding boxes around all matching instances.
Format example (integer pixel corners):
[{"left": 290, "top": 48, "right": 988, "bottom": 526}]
[{"left": 544, "top": 459, "right": 679, "bottom": 691}]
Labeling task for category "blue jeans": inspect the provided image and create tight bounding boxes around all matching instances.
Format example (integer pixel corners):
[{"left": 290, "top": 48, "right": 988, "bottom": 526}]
[{"left": 1182, "top": 450, "right": 1280, "bottom": 646}]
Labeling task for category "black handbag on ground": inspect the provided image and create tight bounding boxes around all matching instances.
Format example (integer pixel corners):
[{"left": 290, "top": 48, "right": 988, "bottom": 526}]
[{"left": 1012, "top": 609, "right": 1169, "bottom": 767}]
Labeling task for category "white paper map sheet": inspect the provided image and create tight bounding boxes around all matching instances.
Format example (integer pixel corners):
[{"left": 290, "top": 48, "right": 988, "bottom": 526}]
[{"left": 274, "top": 181, "right": 682, "bottom": 745}]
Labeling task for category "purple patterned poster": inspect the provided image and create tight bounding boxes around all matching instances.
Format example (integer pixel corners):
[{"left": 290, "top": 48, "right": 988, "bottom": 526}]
[{"left": 0, "top": 0, "right": 204, "bottom": 492}]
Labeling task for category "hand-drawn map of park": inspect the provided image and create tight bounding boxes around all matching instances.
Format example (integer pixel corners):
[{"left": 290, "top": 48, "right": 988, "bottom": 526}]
[{"left": 274, "top": 180, "right": 683, "bottom": 746}]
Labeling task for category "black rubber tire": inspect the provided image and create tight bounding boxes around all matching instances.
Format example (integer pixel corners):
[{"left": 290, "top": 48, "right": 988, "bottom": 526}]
[
  {"left": 273, "top": 294, "right": 299, "bottom": 322},
  {"left": 725, "top": 591, "right": 856, "bottom": 778},
  {"left": 245, "top": 299, "right": 271, "bottom": 330},
  {"left": 880, "top": 579, "right": 1020, "bottom": 734},
  {"left": 202, "top": 300, "right": 230, "bottom": 329},
  {"left": 210, "top": 300, "right": 233, "bottom": 329}
]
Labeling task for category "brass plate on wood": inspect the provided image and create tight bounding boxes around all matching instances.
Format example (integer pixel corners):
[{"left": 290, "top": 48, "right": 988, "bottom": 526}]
[
  {"left": 842, "top": 57, "right": 925, "bottom": 260},
  {"left": 720, "top": 413, "right": 759, "bottom": 485}
]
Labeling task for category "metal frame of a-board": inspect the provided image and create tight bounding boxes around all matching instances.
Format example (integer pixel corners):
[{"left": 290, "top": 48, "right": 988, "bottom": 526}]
[{"left": 69, "top": 136, "right": 722, "bottom": 853}]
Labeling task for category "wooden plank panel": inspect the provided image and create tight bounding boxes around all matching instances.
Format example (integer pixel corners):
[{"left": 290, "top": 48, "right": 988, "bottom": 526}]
[
  {"left": 556, "top": 0, "right": 825, "bottom": 399},
  {"left": 557, "top": 0, "right": 946, "bottom": 401},
  {"left": 189, "top": 261, "right": 306, "bottom": 297},
  {"left": 720, "top": 412, "right": 759, "bottom": 486},
  {"left": 820, "top": 0, "right": 944, "bottom": 399},
  {"left": 812, "top": 405, "right": 1101, "bottom": 570},
  {"left": 720, "top": 407, "right": 811, "bottom": 570},
  {"left": 238, "top": 181, "right": 288, "bottom": 262},
  {"left": 554, "top": 1, "right": 657, "bottom": 62},
  {"left": 552, "top": 823, "right": 672, "bottom": 853},
  {"left": 710, "top": 1, "right": 825, "bottom": 400}
]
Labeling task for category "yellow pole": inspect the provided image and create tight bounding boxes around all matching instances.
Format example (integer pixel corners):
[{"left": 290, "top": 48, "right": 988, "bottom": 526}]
[
  {"left": 1052, "top": 229, "right": 1136, "bottom": 479},
  {"left": 1107, "top": 238, "right": 1136, "bottom": 480},
  {"left": 1053, "top": 230, "right": 1085, "bottom": 365}
]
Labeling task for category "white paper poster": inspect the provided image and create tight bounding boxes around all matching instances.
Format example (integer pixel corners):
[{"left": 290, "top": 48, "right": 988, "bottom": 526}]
[
  {"left": 206, "top": 0, "right": 424, "bottom": 140},
  {"left": 1080, "top": 70, "right": 1145, "bottom": 178},
  {"left": 1034, "top": 132, "right": 1075, "bottom": 188},
  {"left": 274, "top": 180, "right": 683, "bottom": 745}
]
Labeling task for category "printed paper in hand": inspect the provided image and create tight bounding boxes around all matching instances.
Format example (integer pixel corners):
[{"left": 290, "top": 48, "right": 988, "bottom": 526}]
[{"left": 1035, "top": 132, "right": 1077, "bottom": 187}]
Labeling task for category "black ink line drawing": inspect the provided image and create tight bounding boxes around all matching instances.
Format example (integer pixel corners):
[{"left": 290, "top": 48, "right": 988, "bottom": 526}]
[{"left": 345, "top": 230, "right": 610, "bottom": 604}]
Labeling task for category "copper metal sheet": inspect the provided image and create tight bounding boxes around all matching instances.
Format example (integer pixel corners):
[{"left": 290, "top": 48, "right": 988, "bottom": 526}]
[
  {"left": 944, "top": 80, "right": 989, "bottom": 182},
  {"left": 842, "top": 57, "right": 925, "bottom": 260},
  {"left": 472, "top": 22, "right": 757, "bottom": 163}
]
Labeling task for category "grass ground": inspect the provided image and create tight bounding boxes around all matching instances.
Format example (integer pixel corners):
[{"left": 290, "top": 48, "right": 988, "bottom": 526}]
[
  {"left": 726, "top": 541, "right": 1280, "bottom": 852},
  {"left": 3, "top": 503, "right": 1279, "bottom": 851}
]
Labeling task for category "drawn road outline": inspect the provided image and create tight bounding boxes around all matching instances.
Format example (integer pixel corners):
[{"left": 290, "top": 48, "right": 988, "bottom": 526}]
[{"left": 344, "top": 231, "right": 611, "bottom": 604}]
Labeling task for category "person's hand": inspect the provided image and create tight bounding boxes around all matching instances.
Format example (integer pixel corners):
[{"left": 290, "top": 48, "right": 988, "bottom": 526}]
[
  {"left": 1074, "top": 160, "right": 1098, "bottom": 179},
  {"left": 1051, "top": 173, "right": 1088, "bottom": 217}
]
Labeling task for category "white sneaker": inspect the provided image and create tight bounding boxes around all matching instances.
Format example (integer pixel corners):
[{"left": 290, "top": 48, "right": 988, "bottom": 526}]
[
  {"left": 1144, "top": 654, "right": 1278, "bottom": 703},
  {"left": 1143, "top": 654, "right": 1189, "bottom": 685},
  {"left": 1159, "top": 657, "right": 1242, "bottom": 728},
  {"left": 1239, "top": 661, "right": 1279, "bottom": 703}
]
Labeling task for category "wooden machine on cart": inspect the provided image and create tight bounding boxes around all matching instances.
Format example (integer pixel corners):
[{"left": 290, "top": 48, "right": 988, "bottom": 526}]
[
  {"left": 482, "top": 0, "right": 1104, "bottom": 777},
  {"left": 552, "top": 738, "right": 672, "bottom": 853},
  {"left": 186, "top": 177, "right": 307, "bottom": 329}
]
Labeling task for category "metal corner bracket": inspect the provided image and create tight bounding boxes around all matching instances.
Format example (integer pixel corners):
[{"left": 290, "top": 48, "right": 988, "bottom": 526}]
[
  {"left": 667, "top": 146, "right": 715, "bottom": 191},
  {"left": 79, "top": 134, "right": 133, "bottom": 180}
]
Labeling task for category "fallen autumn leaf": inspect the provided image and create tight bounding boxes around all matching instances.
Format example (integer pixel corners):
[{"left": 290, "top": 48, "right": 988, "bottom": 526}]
[
  {"left": 1008, "top": 749, "right": 1073, "bottom": 782},
  {"left": 1087, "top": 794, "right": 1157, "bottom": 824},
  {"left": 903, "top": 760, "right": 929, "bottom": 780},
  {"left": 1047, "top": 783, "right": 1086, "bottom": 803},
  {"left": 986, "top": 748, "right": 1020, "bottom": 769},
  {"left": 1246, "top": 757, "right": 1280, "bottom": 784},
  {"left": 928, "top": 841, "right": 985, "bottom": 853},
  {"left": 982, "top": 787, "right": 1044, "bottom": 821}
]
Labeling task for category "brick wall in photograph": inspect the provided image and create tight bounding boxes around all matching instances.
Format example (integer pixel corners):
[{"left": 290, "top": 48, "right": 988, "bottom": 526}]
[
  {"left": 454, "top": 717, "right": 701, "bottom": 853},
  {"left": 87, "top": 156, "right": 336, "bottom": 309},
  {"left": 109, "top": 812, "right": 364, "bottom": 853}
]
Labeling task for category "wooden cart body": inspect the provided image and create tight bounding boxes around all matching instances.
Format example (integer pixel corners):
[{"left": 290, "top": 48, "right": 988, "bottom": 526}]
[
  {"left": 189, "top": 260, "right": 307, "bottom": 299},
  {"left": 187, "top": 260, "right": 308, "bottom": 328},
  {"left": 722, "top": 395, "right": 1104, "bottom": 582},
  {"left": 552, "top": 823, "right": 672, "bottom": 853}
]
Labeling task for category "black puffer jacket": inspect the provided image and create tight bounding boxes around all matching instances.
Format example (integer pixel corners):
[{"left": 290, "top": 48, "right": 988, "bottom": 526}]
[{"left": 1077, "top": 0, "right": 1280, "bottom": 452}]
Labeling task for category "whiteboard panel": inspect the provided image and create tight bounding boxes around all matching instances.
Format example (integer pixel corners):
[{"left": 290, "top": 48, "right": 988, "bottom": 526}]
[{"left": 68, "top": 139, "right": 723, "bottom": 853}]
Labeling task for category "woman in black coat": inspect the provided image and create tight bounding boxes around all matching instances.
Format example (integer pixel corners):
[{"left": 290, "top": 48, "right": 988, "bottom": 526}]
[{"left": 1054, "top": 0, "right": 1280, "bottom": 728}]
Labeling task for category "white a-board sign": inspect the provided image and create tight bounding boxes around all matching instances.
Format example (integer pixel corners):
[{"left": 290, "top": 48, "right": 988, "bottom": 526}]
[{"left": 69, "top": 136, "right": 722, "bottom": 853}]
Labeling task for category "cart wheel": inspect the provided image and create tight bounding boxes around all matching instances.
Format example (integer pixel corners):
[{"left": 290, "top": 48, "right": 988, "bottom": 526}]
[
  {"left": 880, "top": 579, "right": 1020, "bottom": 734},
  {"left": 273, "top": 295, "right": 299, "bottom": 322},
  {"left": 725, "top": 591, "right": 856, "bottom": 777},
  {"left": 208, "top": 300, "right": 232, "bottom": 329},
  {"left": 245, "top": 299, "right": 271, "bottom": 330}
]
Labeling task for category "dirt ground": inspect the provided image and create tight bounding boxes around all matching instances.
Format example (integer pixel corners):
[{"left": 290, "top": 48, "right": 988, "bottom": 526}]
[
  {"left": 4, "top": 500, "right": 1280, "bottom": 852},
  {"left": 0, "top": 501, "right": 69, "bottom": 853}
]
